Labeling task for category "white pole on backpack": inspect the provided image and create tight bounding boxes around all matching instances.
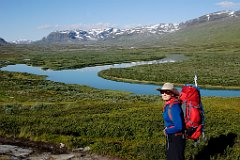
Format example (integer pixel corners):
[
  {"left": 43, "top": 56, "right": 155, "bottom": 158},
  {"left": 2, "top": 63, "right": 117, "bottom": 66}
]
[{"left": 194, "top": 73, "right": 198, "bottom": 87}]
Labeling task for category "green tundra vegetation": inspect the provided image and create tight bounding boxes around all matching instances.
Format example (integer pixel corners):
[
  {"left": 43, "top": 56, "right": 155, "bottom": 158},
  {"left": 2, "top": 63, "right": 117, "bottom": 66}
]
[
  {"left": 99, "top": 45, "right": 240, "bottom": 89},
  {"left": 0, "top": 44, "right": 240, "bottom": 159},
  {"left": 0, "top": 70, "right": 240, "bottom": 160},
  {"left": 0, "top": 44, "right": 165, "bottom": 70}
]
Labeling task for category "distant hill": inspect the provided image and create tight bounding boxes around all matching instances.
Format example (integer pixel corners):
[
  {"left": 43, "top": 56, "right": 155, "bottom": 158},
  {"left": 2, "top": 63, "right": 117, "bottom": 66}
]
[
  {"left": 153, "top": 10, "right": 240, "bottom": 46},
  {"left": 158, "top": 17, "right": 240, "bottom": 46},
  {"left": 180, "top": 10, "right": 240, "bottom": 27},
  {"left": 0, "top": 37, "right": 9, "bottom": 46},
  {"left": 35, "top": 10, "right": 240, "bottom": 47}
]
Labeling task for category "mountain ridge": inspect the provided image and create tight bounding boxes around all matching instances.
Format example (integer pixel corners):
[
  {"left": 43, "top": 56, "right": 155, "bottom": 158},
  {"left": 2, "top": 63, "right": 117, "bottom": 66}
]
[
  {"left": 179, "top": 10, "right": 240, "bottom": 27},
  {"left": 35, "top": 10, "right": 240, "bottom": 45},
  {"left": 38, "top": 23, "right": 179, "bottom": 44}
]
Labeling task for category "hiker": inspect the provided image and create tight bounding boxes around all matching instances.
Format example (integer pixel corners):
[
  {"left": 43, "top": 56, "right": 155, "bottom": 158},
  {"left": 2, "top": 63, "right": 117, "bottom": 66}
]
[{"left": 157, "top": 83, "right": 185, "bottom": 160}]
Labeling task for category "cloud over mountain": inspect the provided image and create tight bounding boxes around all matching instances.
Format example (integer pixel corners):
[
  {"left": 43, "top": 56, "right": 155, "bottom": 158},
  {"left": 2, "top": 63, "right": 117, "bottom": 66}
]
[
  {"left": 216, "top": 1, "right": 240, "bottom": 7},
  {"left": 37, "top": 23, "right": 115, "bottom": 31}
]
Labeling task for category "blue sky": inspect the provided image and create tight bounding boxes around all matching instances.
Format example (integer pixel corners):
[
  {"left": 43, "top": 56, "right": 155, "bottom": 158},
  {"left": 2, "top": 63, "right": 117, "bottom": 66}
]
[{"left": 1, "top": 0, "right": 240, "bottom": 41}]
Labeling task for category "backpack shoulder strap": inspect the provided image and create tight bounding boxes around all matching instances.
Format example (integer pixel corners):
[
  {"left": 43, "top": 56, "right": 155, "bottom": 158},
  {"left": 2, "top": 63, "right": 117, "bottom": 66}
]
[{"left": 168, "top": 100, "right": 179, "bottom": 121}]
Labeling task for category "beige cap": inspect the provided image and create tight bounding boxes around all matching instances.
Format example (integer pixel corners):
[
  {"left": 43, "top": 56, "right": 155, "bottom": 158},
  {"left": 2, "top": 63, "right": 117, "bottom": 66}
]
[{"left": 156, "top": 82, "right": 179, "bottom": 96}]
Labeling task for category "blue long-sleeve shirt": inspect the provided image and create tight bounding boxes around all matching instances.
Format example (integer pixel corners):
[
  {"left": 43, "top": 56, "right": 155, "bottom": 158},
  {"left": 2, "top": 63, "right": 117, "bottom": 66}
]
[{"left": 163, "top": 99, "right": 184, "bottom": 134}]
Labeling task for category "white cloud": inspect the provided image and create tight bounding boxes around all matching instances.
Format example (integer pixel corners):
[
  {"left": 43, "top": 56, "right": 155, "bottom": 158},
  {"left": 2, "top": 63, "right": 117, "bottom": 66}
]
[
  {"left": 37, "top": 24, "right": 60, "bottom": 30},
  {"left": 37, "top": 23, "right": 116, "bottom": 31},
  {"left": 216, "top": 1, "right": 240, "bottom": 7}
]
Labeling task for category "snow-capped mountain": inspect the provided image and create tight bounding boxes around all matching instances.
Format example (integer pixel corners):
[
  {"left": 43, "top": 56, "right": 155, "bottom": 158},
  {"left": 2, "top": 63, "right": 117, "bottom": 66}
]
[
  {"left": 35, "top": 10, "right": 240, "bottom": 44},
  {"left": 40, "top": 23, "right": 179, "bottom": 43}
]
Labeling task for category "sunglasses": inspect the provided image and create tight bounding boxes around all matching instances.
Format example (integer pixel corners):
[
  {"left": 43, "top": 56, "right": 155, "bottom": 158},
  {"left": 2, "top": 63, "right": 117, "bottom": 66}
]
[{"left": 160, "top": 90, "right": 172, "bottom": 95}]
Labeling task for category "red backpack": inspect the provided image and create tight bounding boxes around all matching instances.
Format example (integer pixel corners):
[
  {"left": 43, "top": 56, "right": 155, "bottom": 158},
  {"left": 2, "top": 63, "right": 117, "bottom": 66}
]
[{"left": 179, "top": 84, "right": 204, "bottom": 140}]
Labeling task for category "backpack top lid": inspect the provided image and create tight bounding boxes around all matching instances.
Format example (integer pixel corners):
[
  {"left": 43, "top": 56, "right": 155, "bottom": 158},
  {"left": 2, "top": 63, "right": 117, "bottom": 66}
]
[
  {"left": 183, "top": 84, "right": 200, "bottom": 90},
  {"left": 179, "top": 84, "right": 200, "bottom": 107}
]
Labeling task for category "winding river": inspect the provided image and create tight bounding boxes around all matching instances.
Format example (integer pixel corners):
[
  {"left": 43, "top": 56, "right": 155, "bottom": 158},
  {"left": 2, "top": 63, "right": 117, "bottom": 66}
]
[{"left": 1, "top": 58, "right": 240, "bottom": 97}]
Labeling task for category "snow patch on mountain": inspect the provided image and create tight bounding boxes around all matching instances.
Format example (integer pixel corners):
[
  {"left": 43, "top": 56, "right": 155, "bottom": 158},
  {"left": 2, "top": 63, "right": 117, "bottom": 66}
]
[{"left": 53, "top": 23, "right": 179, "bottom": 41}]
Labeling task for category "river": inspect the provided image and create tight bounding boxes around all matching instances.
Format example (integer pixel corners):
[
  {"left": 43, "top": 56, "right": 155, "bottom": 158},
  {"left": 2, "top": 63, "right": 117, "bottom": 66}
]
[{"left": 1, "top": 58, "right": 240, "bottom": 97}]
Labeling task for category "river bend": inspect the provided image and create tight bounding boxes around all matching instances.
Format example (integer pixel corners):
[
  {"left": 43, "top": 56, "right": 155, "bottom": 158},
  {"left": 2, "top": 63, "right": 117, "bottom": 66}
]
[{"left": 1, "top": 58, "right": 240, "bottom": 97}]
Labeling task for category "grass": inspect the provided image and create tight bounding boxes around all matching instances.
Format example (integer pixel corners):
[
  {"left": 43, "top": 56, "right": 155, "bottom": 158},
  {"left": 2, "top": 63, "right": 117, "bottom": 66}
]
[{"left": 0, "top": 70, "right": 240, "bottom": 160}]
